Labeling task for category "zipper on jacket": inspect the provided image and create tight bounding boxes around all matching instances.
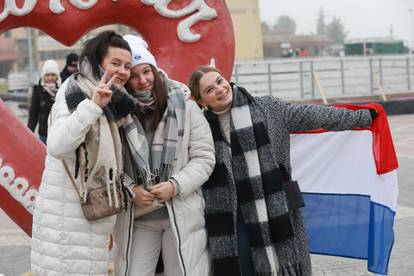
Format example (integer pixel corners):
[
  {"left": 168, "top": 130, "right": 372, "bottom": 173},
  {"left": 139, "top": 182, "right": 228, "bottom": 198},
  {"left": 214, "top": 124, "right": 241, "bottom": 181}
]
[
  {"left": 171, "top": 198, "right": 187, "bottom": 276},
  {"left": 124, "top": 208, "right": 134, "bottom": 276}
]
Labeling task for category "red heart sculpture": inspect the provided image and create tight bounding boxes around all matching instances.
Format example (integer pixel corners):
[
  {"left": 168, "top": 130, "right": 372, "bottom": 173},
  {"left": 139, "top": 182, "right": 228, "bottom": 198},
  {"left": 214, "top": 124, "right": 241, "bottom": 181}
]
[
  {"left": 0, "top": 0, "right": 235, "bottom": 83},
  {"left": 0, "top": 0, "right": 235, "bottom": 236},
  {"left": 0, "top": 100, "right": 46, "bottom": 236}
]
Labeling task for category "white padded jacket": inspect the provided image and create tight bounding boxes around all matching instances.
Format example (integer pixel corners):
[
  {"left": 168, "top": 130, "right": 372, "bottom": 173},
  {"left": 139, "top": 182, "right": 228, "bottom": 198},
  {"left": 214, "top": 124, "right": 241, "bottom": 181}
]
[
  {"left": 31, "top": 81, "right": 117, "bottom": 276},
  {"left": 113, "top": 99, "right": 215, "bottom": 276}
]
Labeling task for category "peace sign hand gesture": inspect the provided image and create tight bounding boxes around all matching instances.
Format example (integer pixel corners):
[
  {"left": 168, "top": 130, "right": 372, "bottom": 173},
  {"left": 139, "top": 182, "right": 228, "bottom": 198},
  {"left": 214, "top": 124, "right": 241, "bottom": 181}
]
[{"left": 91, "top": 71, "right": 117, "bottom": 108}]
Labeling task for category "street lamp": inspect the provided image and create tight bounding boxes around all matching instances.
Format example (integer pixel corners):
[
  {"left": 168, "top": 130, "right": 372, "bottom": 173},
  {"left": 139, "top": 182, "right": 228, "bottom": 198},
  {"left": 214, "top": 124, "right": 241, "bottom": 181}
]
[
  {"left": 27, "top": 28, "right": 34, "bottom": 86},
  {"left": 409, "top": 8, "right": 414, "bottom": 53}
]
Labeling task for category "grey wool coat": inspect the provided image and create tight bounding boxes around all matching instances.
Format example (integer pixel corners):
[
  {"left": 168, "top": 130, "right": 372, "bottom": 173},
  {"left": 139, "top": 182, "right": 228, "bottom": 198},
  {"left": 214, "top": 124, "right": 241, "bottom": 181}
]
[
  {"left": 254, "top": 95, "right": 373, "bottom": 275},
  {"left": 204, "top": 90, "right": 373, "bottom": 276}
]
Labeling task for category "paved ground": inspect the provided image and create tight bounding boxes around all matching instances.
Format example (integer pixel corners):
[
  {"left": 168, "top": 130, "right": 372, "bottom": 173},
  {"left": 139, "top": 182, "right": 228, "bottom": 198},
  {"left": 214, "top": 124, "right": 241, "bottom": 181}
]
[
  {"left": 1, "top": 102, "right": 413, "bottom": 275},
  {"left": 0, "top": 212, "right": 30, "bottom": 276}
]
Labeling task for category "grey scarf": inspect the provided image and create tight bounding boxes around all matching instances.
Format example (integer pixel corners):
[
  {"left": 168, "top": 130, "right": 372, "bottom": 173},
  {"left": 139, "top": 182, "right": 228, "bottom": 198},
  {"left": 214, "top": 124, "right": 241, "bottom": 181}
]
[
  {"left": 123, "top": 78, "right": 186, "bottom": 188},
  {"left": 133, "top": 90, "right": 155, "bottom": 114}
]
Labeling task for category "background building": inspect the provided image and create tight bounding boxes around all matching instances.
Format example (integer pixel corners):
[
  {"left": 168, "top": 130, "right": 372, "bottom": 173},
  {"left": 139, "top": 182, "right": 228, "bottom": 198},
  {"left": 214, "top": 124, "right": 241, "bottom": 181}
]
[
  {"left": 226, "top": 0, "right": 263, "bottom": 60},
  {"left": 0, "top": 36, "right": 18, "bottom": 78},
  {"left": 345, "top": 38, "right": 407, "bottom": 56},
  {"left": 263, "top": 34, "right": 334, "bottom": 58}
]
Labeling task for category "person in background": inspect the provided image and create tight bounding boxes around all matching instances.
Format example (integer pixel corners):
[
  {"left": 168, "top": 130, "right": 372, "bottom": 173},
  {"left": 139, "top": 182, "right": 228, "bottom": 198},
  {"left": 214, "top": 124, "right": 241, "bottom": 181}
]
[
  {"left": 188, "top": 65, "right": 377, "bottom": 276},
  {"left": 60, "top": 52, "right": 79, "bottom": 83},
  {"left": 113, "top": 35, "right": 215, "bottom": 276},
  {"left": 27, "top": 59, "right": 61, "bottom": 144}
]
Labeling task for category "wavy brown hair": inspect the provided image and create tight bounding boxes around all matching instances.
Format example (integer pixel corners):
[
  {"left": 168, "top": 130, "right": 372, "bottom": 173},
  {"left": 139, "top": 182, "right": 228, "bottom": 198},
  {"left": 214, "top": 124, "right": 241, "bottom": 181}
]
[{"left": 188, "top": 65, "right": 223, "bottom": 100}]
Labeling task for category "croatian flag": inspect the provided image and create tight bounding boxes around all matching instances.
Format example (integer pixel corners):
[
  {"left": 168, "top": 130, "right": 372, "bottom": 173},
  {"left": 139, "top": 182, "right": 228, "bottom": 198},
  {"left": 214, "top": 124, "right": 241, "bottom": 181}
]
[{"left": 290, "top": 104, "right": 398, "bottom": 275}]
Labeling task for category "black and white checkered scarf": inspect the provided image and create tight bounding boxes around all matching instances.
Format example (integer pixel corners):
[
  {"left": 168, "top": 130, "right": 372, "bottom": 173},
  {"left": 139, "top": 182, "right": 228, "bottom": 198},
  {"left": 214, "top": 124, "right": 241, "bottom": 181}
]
[
  {"left": 123, "top": 80, "right": 186, "bottom": 188},
  {"left": 203, "top": 86, "right": 299, "bottom": 276}
]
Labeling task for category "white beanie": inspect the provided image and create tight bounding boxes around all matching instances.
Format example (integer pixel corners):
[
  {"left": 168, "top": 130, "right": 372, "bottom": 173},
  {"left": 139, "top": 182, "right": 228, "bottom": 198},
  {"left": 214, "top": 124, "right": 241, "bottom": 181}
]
[
  {"left": 123, "top": 34, "right": 157, "bottom": 68},
  {"left": 41, "top": 59, "right": 60, "bottom": 78}
]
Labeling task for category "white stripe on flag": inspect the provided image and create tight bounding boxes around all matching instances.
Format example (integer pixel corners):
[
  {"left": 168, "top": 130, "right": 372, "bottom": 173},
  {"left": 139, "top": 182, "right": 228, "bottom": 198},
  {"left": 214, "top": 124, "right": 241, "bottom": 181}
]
[{"left": 290, "top": 130, "right": 398, "bottom": 211}]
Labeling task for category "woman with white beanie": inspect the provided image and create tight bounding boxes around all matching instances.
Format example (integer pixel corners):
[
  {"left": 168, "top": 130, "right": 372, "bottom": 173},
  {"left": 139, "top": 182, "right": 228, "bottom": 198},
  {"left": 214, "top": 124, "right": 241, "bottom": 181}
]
[
  {"left": 27, "top": 59, "right": 61, "bottom": 144},
  {"left": 113, "top": 35, "right": 215, "bottom": 276}
]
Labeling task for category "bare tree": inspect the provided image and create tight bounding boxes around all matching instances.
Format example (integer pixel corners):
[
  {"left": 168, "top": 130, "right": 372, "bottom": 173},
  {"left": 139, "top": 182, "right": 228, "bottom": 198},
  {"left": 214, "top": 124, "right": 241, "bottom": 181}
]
[
  {"left": 326, "top": 16, "right": 348, "bottom": 44},
  {"left": 273, "top": 15, "right": 296, "bottom": 35},
  {"left": 317, "top": 8, "right": 326, "bottom": 35}
]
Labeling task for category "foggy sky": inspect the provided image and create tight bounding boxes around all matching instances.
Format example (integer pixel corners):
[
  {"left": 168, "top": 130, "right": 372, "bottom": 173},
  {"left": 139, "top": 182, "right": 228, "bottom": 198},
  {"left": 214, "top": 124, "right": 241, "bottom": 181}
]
[{"left": 259, "top": 0, "right": 414, "bottom": 47}]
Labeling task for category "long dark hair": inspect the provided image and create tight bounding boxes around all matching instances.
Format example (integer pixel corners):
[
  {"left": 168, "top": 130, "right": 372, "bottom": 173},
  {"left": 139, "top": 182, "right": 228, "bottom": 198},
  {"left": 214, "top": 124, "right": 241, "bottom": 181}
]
[
  {"left": 79, "top": 30, "right": 131, "bottom": 80},
  {"left": 129, "top": 65, "right": 168, "bottom": 130}
]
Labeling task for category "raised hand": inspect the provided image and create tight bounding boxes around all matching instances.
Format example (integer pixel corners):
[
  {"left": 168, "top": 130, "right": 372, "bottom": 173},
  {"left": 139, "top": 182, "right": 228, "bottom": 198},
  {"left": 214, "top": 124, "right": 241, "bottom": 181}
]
[{"left": 91, "top": 71, "right": 117, "bottom": 108}]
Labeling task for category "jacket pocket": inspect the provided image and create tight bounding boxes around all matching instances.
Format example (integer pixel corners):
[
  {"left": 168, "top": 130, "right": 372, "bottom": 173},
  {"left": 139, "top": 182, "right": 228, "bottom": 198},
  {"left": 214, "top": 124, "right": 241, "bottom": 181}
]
[{"left": 280, "top": 164, "right": 305, "bottom": 211}]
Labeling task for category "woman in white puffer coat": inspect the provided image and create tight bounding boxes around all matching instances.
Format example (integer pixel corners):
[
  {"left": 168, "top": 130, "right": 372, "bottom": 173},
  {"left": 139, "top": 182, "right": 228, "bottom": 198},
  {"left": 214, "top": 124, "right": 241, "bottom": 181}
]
[
  {"left": 113, "top": 35, "right": 215, "bottom": 276},
  {"left": 30, "top": 30, "right": 135, "bottom": 275}
]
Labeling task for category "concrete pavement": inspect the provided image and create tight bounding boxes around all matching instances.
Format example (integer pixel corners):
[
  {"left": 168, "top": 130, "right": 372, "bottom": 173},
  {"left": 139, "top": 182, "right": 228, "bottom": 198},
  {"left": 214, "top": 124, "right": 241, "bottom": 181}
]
[{"left": 0, "top": 210, "right": 30, "bottom": 276}]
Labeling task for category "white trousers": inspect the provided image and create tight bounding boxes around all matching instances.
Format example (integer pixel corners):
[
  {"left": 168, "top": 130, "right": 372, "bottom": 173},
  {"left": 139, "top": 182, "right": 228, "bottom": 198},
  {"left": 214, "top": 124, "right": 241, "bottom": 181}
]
[{"left": 128, "top": 219, "right": 182, "bottom": 276}]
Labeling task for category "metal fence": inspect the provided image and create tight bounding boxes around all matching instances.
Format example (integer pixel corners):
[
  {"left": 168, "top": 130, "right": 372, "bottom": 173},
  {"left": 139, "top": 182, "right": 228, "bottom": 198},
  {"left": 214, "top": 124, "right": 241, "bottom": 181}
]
[{"left": 231, "top": 55, "right": 414, "bottom": 101}]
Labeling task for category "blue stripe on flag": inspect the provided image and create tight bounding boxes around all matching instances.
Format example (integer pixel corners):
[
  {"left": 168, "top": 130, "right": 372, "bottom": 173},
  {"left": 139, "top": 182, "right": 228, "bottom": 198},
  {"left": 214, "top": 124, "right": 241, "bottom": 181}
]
[{"left": 301, "top": 193, "right": 395, "bottom": 275}]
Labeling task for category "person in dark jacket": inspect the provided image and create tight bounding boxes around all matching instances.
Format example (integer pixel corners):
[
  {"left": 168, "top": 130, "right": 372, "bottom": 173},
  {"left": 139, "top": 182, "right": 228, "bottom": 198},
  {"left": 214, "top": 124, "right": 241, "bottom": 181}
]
[
  {"left": 27, "top": 59, "right": 61, "bottom": 144},
  {"left": 60, "top": 52, "right": 79, "bottom": 83},
  {"left": 188, "top": 65, "right": 377, "bottom": 276}
]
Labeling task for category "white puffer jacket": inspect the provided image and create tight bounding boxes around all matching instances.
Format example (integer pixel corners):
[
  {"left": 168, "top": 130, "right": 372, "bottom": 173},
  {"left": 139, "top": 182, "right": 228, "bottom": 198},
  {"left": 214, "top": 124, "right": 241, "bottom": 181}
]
[
  {"left": 31, "top": 81, "right": 117, "bottom": 275},
  {"left": 113, "top": 99, "right": 215, "bottom": 276}
]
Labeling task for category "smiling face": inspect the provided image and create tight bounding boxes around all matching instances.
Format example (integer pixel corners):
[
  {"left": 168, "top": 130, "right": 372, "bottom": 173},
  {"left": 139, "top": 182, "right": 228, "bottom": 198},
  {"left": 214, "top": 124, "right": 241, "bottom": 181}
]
[
  {"left": 43, "top": 73, "right": 58, "bottom": 84},
  {"left": 101, "top": 47, "right": 131, "bottom": 86},
  {"left": 198, "top": 71, "right": 233, "bottom": 112},
  {"left": 127, "top": 63, "right": 155, "bottom": 92}
]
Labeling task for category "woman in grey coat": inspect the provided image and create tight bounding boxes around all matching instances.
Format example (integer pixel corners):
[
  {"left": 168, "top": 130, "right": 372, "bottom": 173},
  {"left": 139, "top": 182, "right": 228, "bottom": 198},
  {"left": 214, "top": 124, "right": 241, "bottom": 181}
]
[{"left": 188, "top": 65, "right": 377, "bottom": 276}]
